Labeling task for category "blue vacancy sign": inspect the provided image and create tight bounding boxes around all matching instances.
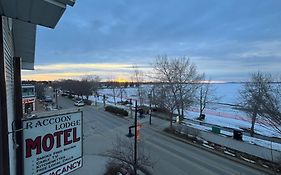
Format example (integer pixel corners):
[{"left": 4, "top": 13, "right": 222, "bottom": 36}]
[{"left": 22, "top": 110, "right": 83, "bottom": 175}]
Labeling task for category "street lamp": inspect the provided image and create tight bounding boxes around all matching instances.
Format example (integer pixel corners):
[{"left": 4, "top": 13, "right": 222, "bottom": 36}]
[
  {"left": 134, "top": 100, "right": 138, "bottom": 175},
  {"left": 148, "top": 93, "right": 152, "bottom": 125},
  {"left": 126, "top": 100, "right": 138, "bottom": 174},
  {"left": 103, "top": 94, "right": 106, "bottom": 107},
  {"left": 55, "top": 89, "right": 58, "bottom": 109},
  {"left": 129, "top": 98, "right": 132, "bottom": 117}
]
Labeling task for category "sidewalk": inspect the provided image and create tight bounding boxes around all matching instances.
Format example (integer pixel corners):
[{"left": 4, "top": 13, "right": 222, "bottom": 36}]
[{"left": 137, "top": 114, "right": 170, "bottom": 131}]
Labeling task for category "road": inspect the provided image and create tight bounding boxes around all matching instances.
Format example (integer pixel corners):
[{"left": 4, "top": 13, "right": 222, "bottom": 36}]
[{"left": 57, "top": 96, "right": 266, "bottom": 175}]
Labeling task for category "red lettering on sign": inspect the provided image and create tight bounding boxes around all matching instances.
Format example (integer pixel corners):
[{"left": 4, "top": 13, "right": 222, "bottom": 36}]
[
  {"left": 64, "top": 129, "right": 72, "bottom": 145},
  {"left": 42, "top": 134, "right": 54, "bottom": 152},
  {"left": 25, "top": 136, "right": 42, "bottom": 158},
  {"left": 54, "top": 131, "right": 63, "bottom": 148},
  {"left": 25, "top": 128, "right": 80, "bottom": 158},
  {"left": 73, "top": 128, "right": 80, "bottom": 142}
]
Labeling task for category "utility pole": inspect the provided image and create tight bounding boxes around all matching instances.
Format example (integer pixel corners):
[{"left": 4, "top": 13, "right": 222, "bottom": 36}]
[
  {"left": 130, "top": 98, "right": 132, "bottom": 117},
  {"left": 55, "top": 89, "right": 58, "bottom": 109},
  {"left": 134, "top": 100, "right": 138, "bottom": 175},
  {"left": 149, "top": 93, "right": 152, "bottom": 125},
  {"left": 103, "top": 94, "right": 106, "bottom": 108},
  {"left": 149, "top": 103, "right": 152, "bottom": 125}
]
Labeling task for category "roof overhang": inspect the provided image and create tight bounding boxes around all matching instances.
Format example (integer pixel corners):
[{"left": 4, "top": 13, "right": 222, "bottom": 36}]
[
  {"left": 12, "top": 19, "right": 36, "bottom": 70},
  {"left": 0, "top": 0, "right": 75, "bottom": 28},
  {"left": 0, "top": 0, "right": 75, "bottom": 70},
  {"left": 56, "top": 0, "right": 75, "bottom": 7}
]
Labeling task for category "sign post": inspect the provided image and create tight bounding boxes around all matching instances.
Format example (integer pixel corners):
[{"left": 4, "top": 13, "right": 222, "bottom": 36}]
[{"left": 22, "top": 110, "right": 83, "bottom": 175}]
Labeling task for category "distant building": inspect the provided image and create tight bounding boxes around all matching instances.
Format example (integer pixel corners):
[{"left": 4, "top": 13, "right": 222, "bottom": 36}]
[{"left": 22, "top": 84, "right": 36, "bottom": 114}]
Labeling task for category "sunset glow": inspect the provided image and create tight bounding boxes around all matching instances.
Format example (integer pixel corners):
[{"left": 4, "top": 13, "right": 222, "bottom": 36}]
[{"left": 22, "top": 63, "right": 151, "bottom": 81}]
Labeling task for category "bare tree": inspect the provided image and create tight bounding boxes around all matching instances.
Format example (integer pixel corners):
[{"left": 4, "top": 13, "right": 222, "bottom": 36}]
[
  {"left": 153, "top": 83, "right": 178, "bottom": 128},
  {"left": 106, "top": 136, "right": 154, "bottom": 175},
  {"left": 118, "top": 83, "right": 127, "bottom": 102},
  {"left": 131, "top": 66, "right": 146, "bottom": 106},
  {"left": 35, "top": 82, "right": 47, "bottom": 99},
  {"left": 80, "top": 79, "right": 93, "bottom": 100},
  {"left": 238, "top": 72, "right": 272, "bottom": 136},
  {"left": 108, "top": 80, "right": 118, "bottom": 105},
  {"left": 197, "top": 78, "right": 218, "bottom": 120},
  {"left": 80, "top": 75, "right": 101, "bottom": 100},
  {"left": 259, "top": 79, "right": 281, "bottom": 134},
  {"left": 60, "top": 79, "right": 80, "bottom": 96},
  {"left": 152, "top": 55, "right": 202, "bottom": 125},
  {"left": 90, "top": 75, "right": 101, "bottom": 96},
  {"left": 172, "top": 57, "right": 202, "bottom": 118}
]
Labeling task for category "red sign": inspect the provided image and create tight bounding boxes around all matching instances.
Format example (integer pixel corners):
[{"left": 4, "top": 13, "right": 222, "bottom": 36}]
[
  {"left": 22, "top": 98, "right": 35, "bottom": 104},
  {"left": 136, "top": 123, "right": 142, "bottom": 140}
]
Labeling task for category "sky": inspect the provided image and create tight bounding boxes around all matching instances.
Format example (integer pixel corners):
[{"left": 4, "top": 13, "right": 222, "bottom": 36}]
[{"left": 22, "top": 0, "right": 281, "bottom": 82}]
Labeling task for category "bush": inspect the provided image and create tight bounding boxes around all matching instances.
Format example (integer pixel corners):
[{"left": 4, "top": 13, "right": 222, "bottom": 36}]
[
  {"left": 138, "top": 105, "right": 150, "bottom": 114},
  {"left": 83, "top": 99, "right": 92, "bottom": 105},
  {"left": 68, "top": 94, "right": 74, "bottom": 99},
  {"left": 152, "top": 107, "right": 169, "bottom": 113},
  {"left": 164, "top": 127, "right": 176, "bottom": 133},
  {"left": 105, "top": 105, "right": 128, "bottom": 116},
  {"left": 104, "top": 161, "right": 122, "bottom": 175},
  {"left": 104, "top": 160, "right": 130, "bottom": 175},
  {"left": 118, "top": 100, "right": 132, "bottom": 105}
]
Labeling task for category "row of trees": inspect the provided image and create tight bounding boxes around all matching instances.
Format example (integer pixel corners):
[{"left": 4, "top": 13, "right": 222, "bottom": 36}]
[
  {"left": 107, "top": 81, "right": 128, "bottom": 105},
  {"left": 52, "top": 76, "right": 100, "bottom": 99},
  {"left": 128, "top": 56, "right": 280, "bottom": 137}
]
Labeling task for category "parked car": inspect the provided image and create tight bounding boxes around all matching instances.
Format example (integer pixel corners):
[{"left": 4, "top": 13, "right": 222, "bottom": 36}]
[
  {"left": 74, "top": 100, "right": 85, "bottom": 107},
  {"left": 44, "top": 96, "right": 53, "bottom": 103},
  {"left": 61, "top": 92, "right": 68, "bottom": 96},
  {"left": 45, "top": 105, "right": 57, "bottom": 111}
]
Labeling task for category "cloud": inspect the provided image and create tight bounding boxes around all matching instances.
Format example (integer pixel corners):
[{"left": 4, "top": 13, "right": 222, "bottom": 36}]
[
  {"left": 29, "top": 0, "right": 281, "bottom": 81},
  {"left": 34, "top": 63, "right": 135, "bottom": 71}
]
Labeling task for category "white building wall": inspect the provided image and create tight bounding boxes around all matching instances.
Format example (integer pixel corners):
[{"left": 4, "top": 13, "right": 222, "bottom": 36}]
[{"left": 2, "top": 16, "right": 16, "bottom": 175}]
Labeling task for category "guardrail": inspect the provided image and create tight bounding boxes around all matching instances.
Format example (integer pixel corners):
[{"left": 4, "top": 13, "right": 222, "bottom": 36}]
[{"left": 174, "top": 124, "right": 281, "bottom": 163}]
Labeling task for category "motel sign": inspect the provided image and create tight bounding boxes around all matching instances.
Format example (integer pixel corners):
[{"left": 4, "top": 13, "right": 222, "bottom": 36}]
[{"left": 22, "top": 110, "right": 83, "bottom": 175}]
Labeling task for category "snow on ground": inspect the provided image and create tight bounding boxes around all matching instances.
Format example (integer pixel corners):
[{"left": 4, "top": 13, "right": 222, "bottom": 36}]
[
  {"left": 213, "top": 83, "right": 242, "bottom": 104},
  {"left": 219, "top": 130, "right": 281, "bottom": 151},
  {"left": 89, "top": 83, "right": 281, "bottom": 150},
  {"left": 186, "top": 121, "right": 281, "bottom": 151},
  {"left": 184, "top": 111, "right": 281, "bottom": 138}
]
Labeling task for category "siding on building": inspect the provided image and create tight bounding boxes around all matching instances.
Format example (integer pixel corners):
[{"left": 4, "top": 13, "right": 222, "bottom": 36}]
[{"left": 2, "top": 16, "right": 16, "bottom": 175}]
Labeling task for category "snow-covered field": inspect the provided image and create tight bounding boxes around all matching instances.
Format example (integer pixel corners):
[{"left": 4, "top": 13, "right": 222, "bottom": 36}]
[{"left": 89, "top": 83, "right": 281, "bottom": 150}]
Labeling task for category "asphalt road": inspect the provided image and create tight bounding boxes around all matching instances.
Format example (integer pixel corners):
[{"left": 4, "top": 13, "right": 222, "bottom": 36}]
[{"left": 58, "top": 96, "right": 266, "bottom": 175}]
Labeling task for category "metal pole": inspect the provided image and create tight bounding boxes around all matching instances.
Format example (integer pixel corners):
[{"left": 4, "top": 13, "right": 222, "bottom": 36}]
[
  {"left": 55, "top": 89, "right": 58, "bottom": 109},
  {"left": 149, "top": 102, "right": 152, "bottom": 125},
  {"left": 103, "top": 95, "right": 106, "bottom": 107},
  {"left": 148, "top": 93, "right": 152, "bottom": 125},
  {"left": 134, "top": 100, "right": 138, "bottom": 175},
  {"left": 130, "top": 99, "right": 132, "bottom": 117}
]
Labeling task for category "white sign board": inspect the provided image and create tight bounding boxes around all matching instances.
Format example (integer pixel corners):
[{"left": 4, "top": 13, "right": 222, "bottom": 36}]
[{"left": 22, "top": 111, "right": 83, "bottom": 175}]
